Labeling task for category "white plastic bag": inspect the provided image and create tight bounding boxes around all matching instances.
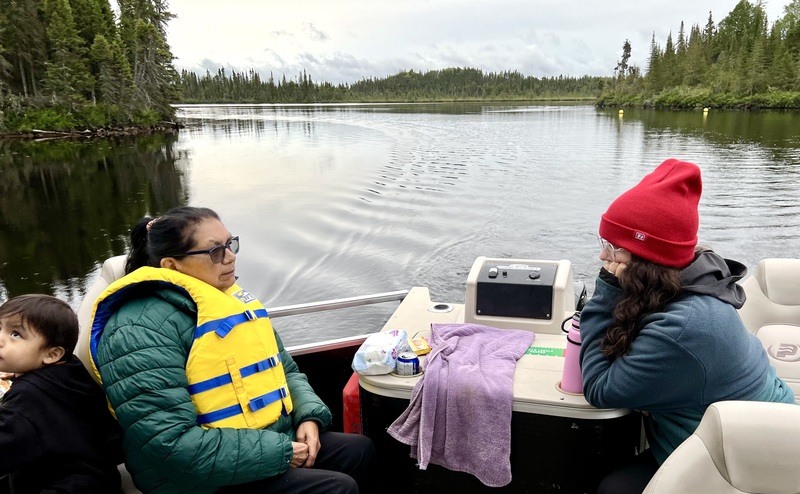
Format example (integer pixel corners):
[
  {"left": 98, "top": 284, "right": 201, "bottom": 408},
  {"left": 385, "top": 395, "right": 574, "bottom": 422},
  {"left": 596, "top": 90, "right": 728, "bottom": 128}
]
[{"left": 351, "top": 329, "right": 411, "bottom": 375}]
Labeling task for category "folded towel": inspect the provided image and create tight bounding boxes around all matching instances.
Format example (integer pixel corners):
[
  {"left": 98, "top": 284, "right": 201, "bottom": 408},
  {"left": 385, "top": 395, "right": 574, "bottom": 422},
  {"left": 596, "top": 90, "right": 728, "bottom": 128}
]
[{"left": 387, "top": 323, "right": 534, "bottom": 487}]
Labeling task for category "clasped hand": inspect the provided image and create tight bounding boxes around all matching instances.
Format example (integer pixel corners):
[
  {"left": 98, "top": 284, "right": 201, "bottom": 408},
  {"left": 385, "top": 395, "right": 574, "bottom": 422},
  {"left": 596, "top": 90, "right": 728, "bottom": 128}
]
[{"left": 291, "top": 421, "right": 321, "bottom": 468}]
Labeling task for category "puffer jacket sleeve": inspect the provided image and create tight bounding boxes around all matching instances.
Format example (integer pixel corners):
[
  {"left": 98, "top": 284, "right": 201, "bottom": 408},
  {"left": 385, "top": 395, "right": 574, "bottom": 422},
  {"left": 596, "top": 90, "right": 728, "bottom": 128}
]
[
  {"left": 274, "top": 331, "right": 333, "bottom": 430},
  {"left": 96, "top": 294, "right": 294, "bottom": 491}
]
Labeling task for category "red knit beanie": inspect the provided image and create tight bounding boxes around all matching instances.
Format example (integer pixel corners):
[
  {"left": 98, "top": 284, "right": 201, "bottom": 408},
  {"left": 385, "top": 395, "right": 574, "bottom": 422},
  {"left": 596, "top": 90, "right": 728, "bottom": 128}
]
[{"left": 599, "top": 159, "right": 701, "bottom": 268}]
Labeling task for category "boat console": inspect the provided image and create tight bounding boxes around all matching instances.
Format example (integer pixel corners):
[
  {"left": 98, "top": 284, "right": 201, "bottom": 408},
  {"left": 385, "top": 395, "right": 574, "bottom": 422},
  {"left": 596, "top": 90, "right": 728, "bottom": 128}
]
[
  {"left": 359, "top": 257, "right": 642, "bottom": 494},
  {"left": 465, "top": 256, "right": 577, "bottom": 333}
]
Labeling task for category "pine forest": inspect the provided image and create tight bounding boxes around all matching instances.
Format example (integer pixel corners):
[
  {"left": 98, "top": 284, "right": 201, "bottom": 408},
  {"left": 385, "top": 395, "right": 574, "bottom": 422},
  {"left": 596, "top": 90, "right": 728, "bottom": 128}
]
[
  {"left": 2, "top": 0, "right": 800, "bottom": 134},
  {"left": 0, "top": 0, "right": 178, "bottom": 132}
]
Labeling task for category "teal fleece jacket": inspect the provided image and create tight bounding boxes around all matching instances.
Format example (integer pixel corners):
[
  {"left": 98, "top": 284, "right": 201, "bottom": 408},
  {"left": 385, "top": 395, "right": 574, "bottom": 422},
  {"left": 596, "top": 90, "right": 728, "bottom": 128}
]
[
  {"left": 95, "top": 284, "right": 332, "bottom": 494},
  {"left": 579, "top": 251, "right": 794, "bottom": 464}
]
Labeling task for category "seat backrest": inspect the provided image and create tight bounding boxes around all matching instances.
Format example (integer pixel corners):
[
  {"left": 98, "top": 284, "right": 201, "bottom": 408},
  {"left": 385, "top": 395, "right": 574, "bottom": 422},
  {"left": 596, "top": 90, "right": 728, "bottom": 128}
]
[
  {"left": 737, "top": 258, "right": 800, "bottom": 331},
  {"left": 75, "top": 256, "right": 142, "bottom": 494},
  {"left": 736, "top": 258, "right": 800, "bottom": 404},
  {"left": 644, "top": 400, "right": 800, "bottom": 494},
  {"left": 75, "top": 255, "right": 126, "bottom": 378}
]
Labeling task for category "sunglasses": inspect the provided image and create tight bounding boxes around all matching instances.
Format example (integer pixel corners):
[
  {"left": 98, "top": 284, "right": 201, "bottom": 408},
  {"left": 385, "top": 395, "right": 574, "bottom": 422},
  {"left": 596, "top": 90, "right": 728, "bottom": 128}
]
[
  {"left": 179, "top": 236, "right": 239, "bottom": 264},
  {"left": 597, "top": 235, "right": 625, "bottom": 263}
]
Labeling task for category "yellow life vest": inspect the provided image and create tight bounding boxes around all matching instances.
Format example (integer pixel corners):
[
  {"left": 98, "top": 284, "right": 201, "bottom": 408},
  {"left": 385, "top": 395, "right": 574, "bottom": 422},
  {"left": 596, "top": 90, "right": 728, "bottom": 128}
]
[{"left": 89, "top": 267, "right": 294, "bottom": 429}]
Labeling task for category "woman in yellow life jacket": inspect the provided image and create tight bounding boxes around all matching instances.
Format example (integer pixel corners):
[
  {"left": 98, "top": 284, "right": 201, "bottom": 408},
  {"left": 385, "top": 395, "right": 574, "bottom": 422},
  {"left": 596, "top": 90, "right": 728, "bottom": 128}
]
[{"left": 89, "top": 206, "right": 375, "bottom": 494}]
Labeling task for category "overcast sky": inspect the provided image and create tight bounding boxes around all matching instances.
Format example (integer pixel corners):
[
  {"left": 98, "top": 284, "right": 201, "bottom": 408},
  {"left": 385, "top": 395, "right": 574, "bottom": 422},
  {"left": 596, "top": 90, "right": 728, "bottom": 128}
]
[{"left": 166, "top": 0, "right": 793, "bottom": 84}]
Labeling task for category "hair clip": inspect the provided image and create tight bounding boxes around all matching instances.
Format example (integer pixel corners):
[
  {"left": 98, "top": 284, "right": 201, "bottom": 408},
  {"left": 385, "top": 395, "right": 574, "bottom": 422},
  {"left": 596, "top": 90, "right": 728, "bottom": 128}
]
[{"left": 146, "top": 218, "right": 158, "bottom": 231}]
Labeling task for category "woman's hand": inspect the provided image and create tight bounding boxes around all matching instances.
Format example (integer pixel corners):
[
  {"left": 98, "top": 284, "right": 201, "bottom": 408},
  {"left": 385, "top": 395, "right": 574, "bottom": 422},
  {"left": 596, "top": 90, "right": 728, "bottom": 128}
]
[
  {"left": 290, "top": 441, "right": 310, "bottom": 468},
  {"left": 604, "top": 260, "right": 628, "bottom": 278},
  {"left": 295, "top": 421, "right": 321, "bottom": 467}
]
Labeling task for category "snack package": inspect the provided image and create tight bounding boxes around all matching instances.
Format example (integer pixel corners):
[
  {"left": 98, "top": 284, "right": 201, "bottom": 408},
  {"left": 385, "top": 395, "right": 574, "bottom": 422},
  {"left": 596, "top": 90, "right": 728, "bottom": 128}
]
[
  {"left": 351, "top": 329, "right": 411, "bottom": 375},
  {"left": 0, "top": 379, "right": 12, "bottom": 400},
  {"left": 409, "top": 335, "right": 431, "bottom": 355}
]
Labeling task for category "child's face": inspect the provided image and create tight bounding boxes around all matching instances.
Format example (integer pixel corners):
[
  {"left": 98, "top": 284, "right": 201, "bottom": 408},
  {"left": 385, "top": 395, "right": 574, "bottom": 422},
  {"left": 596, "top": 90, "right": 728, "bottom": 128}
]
[{"left": 0, "top": 314, "right": 59, "bottom": 375}]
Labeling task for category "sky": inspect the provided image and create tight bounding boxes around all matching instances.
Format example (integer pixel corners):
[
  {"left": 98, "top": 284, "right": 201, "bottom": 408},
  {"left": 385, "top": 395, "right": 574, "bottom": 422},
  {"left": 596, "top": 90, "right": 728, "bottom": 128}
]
[{"left": 166, "top": 0, "right": 794, "bottom": 85}]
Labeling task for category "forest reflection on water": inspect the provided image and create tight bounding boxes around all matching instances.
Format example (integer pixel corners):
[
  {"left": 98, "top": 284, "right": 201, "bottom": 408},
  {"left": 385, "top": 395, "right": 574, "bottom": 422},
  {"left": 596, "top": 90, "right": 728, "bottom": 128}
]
[
  {"left": 1, "top": 103, "right": 799, "bottom": 345},
  {"left": 0, "top": 134, "right": 188, "bottom": 304}
]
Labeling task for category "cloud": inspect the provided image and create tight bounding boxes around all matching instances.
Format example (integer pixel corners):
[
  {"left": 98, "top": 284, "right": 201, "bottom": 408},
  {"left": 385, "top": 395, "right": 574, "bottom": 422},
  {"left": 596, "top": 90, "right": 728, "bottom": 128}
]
[
  {"left": 303, "top": 23, "right": 329, "bottom": 42},
  {"left": 167, "top": 0, "right": 794, "bottom": 85}
]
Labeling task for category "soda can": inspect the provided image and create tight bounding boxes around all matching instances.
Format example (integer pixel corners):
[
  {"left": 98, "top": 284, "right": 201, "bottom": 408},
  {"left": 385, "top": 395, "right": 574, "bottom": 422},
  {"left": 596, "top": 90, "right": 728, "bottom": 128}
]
[{"left": 396, "top": 352, "right": 420, "bottom": 376}]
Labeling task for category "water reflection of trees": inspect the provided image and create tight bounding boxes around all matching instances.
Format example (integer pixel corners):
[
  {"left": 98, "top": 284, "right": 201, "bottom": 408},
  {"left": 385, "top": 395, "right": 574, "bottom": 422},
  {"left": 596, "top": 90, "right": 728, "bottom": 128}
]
[
  {"left": 600, "top": 108, "right": 800, "bottom": 148},
  {"left": 0, "top": 134, "right": 188, "bottom": 305},
  {"left": 179, "top": 111, "right": 317, "bottom": 139},
  {"left": 598, "top": 108, "right": 800, "bottom": 169}
]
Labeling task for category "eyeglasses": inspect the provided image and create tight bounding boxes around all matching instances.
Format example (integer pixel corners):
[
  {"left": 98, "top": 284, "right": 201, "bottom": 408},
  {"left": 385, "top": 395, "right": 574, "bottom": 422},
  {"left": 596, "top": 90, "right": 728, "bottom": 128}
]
[
  {"left": 179, "top": 236, "right": 239, "bottom": 264},
  {"left": 597, "top": 235, "right": 625, "bottom": 263}
]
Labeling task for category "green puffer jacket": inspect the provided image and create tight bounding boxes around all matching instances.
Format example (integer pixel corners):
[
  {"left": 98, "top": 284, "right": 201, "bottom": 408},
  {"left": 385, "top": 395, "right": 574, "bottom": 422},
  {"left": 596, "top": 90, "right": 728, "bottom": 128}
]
[{"left": 95, "top": 285, "right": 332, "bottom": 494}]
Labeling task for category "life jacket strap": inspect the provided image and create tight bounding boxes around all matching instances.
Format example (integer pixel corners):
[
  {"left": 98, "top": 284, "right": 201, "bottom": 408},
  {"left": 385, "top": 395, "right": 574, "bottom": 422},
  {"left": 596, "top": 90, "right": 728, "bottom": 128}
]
[
  {"left": 188, "top": 353, "right": 282, "bottom": 394},
  {"left": 194, "top": 308, "right": 270, "bottom": 339},
  {"left": 195, "top": 386, "right": 289, "bottom": 425}
]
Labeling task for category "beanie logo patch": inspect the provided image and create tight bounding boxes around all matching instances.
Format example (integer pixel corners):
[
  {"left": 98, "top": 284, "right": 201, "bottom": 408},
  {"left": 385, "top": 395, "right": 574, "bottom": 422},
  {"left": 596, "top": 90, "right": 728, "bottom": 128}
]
[{"left": 634, "top": 231, "right": 647, "bottom": 242}]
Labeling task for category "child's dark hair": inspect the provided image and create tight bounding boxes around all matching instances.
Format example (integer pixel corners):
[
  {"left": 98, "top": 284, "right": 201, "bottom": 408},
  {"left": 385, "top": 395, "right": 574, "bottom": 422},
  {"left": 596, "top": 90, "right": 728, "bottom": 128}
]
[
  {"left": 0, "top": 294, "right": 78, "bottom": 356},
  {"left": 125, "top": 206, "right": 221, "bottom": 274}
]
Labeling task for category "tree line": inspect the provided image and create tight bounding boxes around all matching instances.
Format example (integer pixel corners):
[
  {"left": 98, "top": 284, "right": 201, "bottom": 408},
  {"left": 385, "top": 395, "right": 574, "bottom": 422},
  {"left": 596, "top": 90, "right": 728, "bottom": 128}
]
[
  {"left": 3, "top": 0, "right": 800, "bottom": 134},
  {"left": 0, "top": 0, "right": 178, "bottom": 132},
  {"left": 601, "top": 0, "right": 800, "bottom": 108},
  {"left": 179, "top": 67, "right": 607, "bottom": 104}
]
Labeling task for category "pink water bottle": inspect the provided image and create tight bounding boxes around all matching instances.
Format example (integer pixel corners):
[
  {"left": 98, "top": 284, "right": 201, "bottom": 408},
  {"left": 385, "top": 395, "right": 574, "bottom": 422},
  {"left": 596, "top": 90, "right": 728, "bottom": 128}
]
[{"left": 560, "top": 311, "right": 583, "bottom": 394}]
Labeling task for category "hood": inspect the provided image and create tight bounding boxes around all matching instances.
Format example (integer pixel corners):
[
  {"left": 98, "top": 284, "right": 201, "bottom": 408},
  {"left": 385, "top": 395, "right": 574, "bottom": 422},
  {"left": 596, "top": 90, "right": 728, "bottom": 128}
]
[{"left": 680, "top": 249, "right": 747, "bottom": 309}]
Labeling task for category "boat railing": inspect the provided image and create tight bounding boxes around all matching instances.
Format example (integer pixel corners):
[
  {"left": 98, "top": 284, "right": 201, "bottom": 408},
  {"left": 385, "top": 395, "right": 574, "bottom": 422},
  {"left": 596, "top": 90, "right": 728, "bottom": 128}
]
[
  {"left": 268, "top": 289, "right": 409, "bottom": 318},
  {"left": 271, "top": 289, "right": 410, "bottom": 355}
]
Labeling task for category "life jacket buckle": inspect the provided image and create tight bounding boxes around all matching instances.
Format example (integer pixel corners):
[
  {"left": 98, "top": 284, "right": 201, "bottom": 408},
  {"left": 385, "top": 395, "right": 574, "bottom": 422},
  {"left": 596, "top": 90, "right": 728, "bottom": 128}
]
[{"left": 250, "top": 396, "right": 267, "bottom": 410}]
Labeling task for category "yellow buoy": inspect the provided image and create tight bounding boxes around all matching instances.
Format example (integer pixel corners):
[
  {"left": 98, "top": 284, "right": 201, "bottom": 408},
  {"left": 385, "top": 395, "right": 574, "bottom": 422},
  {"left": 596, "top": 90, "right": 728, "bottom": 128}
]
[
  {"left": 703, "top": 107, "right": 709, "bottom": 113},
  {"left": 618, "top": 109, "right": 624, "bottom": 115}
]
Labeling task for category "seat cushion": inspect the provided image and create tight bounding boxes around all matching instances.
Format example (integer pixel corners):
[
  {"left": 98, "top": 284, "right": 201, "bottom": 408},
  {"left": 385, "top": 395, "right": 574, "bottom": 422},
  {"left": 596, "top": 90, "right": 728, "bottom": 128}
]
[
  {"left": 753, "top": 324, "right": 800, "bottom": 403},
  {"left": 645, "top": 401, "right": 800, "bottom": 494},
  {"left": 755, "top": 259, "right": 800, "bottom": 306}
]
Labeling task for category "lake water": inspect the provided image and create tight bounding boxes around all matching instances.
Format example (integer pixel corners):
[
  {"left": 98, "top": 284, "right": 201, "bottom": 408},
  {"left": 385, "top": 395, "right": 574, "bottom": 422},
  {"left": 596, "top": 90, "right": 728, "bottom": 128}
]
[{"left": 1, "top": 103, "right": 799, "bottom": 345}]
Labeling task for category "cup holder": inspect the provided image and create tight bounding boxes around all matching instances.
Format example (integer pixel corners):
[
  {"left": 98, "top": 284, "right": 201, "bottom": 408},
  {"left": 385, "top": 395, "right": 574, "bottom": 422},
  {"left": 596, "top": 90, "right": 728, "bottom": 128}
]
[
  {"left": 555, "top": 380, "right": 583, "bottom": 396},
  {"left": 428, "top": 303, "right": 453, "bottom": 313}
]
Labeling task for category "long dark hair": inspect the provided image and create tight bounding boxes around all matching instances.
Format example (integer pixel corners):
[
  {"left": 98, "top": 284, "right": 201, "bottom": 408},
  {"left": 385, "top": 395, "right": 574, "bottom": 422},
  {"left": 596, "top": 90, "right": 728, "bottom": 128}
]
[
  {"left": 125, "top": 206, "right": 221, "bottom": 274},
  {"left": 600, "top": 254, "right": 683, "bottom": 359}
]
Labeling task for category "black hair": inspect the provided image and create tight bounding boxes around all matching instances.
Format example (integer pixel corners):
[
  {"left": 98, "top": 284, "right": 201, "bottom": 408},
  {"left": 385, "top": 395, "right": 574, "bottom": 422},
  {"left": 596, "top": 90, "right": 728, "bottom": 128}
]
[
  {"left": 0, "top": 294, "right": 78, "bottom": 356},
  {"left": 125, "top": 206, "right": 221, "bottom": 274}
]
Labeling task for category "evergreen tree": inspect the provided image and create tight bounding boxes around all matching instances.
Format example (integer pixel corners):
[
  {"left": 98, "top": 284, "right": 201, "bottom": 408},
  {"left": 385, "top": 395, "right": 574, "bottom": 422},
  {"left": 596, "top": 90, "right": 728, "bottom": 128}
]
[
  {"left": 118, "top": 0, "right": 178, "bottom": 119},
  {"left": 614, "top": 39, "right": 632, "bottom": 79},
  {"left": 0, "top": 13, "right": 11, "bottom": 85},
  {"left": 0, "top": 0, "right": 47, "bottom": 98},
  {"left": 70, "top": 0, "right": 116, "bottom": 48},
  {"left": 91, "top": 33, "right": 133, "bottom": 114},
  {"left": 662, "top": 32, "right": 680, "bottom": 87},
  {"left": 677, "top": 21, "right": 687, "bottom": 55},
  {"left": 645, "top": 33, "right": 664, "bottom": 92},
  {"left": 42, "top": 0, "right": 94, "bottom": 107},
  {"left": 782, "top": 0, "right": 800, "bottom": 56},
  {"left": 769, "top": 27, "right": 798, "bottom": 90},
  {"left": 683, "top": 24, "right": 708, "bottom": 86}
]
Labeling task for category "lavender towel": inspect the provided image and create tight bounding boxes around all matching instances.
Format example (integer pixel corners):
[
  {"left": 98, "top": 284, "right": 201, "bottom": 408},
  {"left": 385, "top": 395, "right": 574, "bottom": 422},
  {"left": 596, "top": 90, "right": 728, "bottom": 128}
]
[{"left": 386, "top": 323, "right": 535, "bottom": 487}]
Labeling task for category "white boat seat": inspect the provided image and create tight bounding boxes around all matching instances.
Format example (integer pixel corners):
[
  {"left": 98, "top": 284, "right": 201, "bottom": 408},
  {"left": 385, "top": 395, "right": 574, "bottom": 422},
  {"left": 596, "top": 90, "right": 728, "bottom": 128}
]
[
  {"left": 736, "top": 258, "right": 800, "bottom": 404},
  {"left": 643, "top": 400, "right": 800, "bottom": 494},
  {"left": 75, "top": 255, "right": 126, "bottom": 378},
  {"left": 75, "top": 255, "right": 141, "bottom": 494}
]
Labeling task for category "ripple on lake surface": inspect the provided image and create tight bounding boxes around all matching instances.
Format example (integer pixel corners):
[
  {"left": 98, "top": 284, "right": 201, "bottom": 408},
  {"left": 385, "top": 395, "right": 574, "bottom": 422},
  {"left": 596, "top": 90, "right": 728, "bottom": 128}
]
[{"left": 2, "top": 103, "right": 799, "bottom": 345}]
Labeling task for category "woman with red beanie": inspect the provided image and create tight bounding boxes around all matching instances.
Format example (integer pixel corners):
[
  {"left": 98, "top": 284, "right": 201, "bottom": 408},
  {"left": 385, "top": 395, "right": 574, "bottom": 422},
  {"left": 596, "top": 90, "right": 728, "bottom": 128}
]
[{"left": 579, "top": 159, "right": 795, "bottom": 494}]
